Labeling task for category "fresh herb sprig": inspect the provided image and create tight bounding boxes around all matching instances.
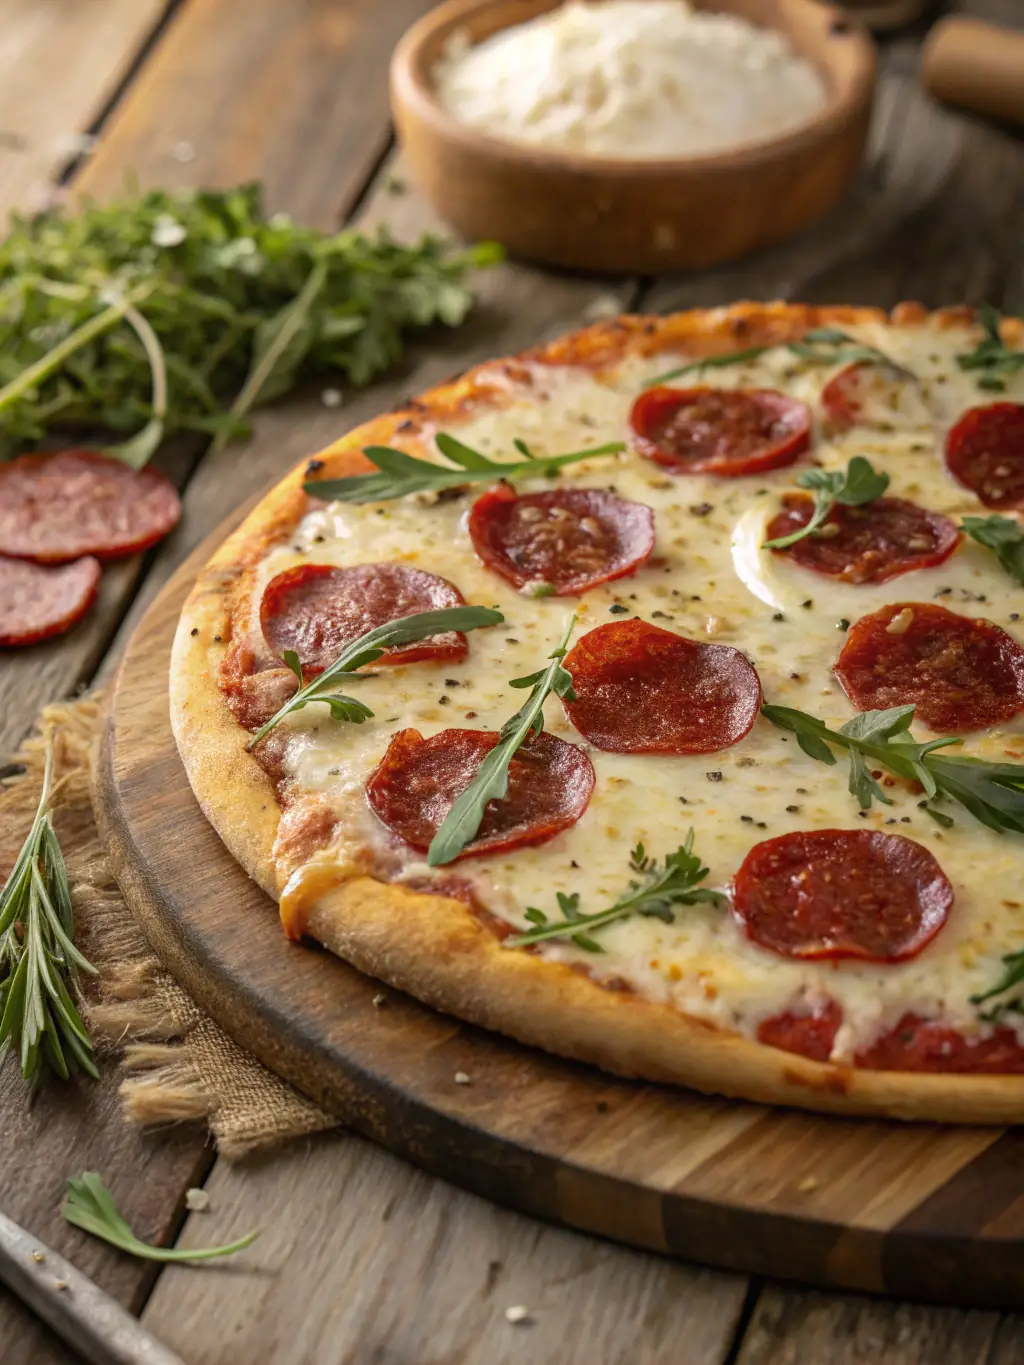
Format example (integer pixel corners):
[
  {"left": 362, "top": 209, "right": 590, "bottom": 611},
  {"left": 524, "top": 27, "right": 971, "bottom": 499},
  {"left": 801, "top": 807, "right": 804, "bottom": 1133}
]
[
  {"left": 304, "top": 432, "right": 625, "bottom": 504},
  {"left": 0, "top": 742, "right": 98, "bottom": 1083},
  {"left": 427, "top": 616, "right": 577, "bottom": 866},
  {"left": 761, "top": 701, "right": 1024, "bottom": 834},
  {"left": 0, "top": 184, "right": 501, "bottom": 462},
  {"left": 62, "top": 1173, "right": 258, "bottom": 1262},
  {"left": 971, "top": 950, "right": 1024, "bottom": 1021},
  {"left": 646, "top": 327, "right": 908, "bottom": 388},
  {"left": 762, "top": 456, "right": 889, "bottom": 550},
  {"left": 956, "top": 305, "right": 1024, "bottom": 393},
  {"left": 248, "top": 605, "right": 503, "bottom": 749},
  {"left": 961, "top": 514, "right": 1024, "bottom": 587},
  {"left": 507, "top": 832, "right": 727, "bottom": 951}
]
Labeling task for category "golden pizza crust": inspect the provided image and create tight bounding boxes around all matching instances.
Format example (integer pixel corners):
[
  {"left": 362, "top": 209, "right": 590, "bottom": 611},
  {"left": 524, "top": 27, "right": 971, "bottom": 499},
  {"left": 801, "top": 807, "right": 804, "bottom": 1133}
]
[{"left": 170, "top": 302, "right": 1024, "bottom": 1123}]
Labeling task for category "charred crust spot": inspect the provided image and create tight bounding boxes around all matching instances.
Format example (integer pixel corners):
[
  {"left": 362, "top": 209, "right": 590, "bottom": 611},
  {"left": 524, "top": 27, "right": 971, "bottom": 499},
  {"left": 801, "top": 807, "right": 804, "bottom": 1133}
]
[
  {"left": 305, "top": 458, "right": 325, "bottom": 477},
  {"left": 396, "top": 418, "right": 418, "bottom": 434}
]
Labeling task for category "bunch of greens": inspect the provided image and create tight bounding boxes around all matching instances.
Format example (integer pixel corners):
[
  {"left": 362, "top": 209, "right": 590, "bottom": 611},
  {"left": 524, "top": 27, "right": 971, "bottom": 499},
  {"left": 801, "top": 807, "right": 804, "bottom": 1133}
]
[{"left": 0, "top": 183, "right": 500, "bottom": 464}]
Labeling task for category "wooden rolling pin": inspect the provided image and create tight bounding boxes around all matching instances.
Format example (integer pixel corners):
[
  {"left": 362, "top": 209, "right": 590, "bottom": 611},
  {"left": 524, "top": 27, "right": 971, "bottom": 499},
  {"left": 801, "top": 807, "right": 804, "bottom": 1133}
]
[{"left": 922, "top": 16, "right": 1024, "bottom": 129}]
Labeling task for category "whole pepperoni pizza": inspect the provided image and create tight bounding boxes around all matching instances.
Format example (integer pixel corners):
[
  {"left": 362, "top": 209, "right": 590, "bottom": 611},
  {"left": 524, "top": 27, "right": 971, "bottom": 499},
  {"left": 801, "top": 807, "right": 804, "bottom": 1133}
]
[{"left": 170, "top": 303, "right": 1024, "bottom": 1122}]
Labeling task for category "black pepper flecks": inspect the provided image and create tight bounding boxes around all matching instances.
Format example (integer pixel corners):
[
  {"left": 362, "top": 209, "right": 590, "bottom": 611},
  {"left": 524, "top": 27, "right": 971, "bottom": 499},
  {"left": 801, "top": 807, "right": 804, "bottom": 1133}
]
[
  {"left": 706, "top": 771, "right": 723, "bottom": 782},
  {"left": 439, "top": 696, "right": 450, "bottom": 705},
  {"left": 609, "top": 603, "right": 628, "bottom": 614},
  {"left": 837, "top": 619, "right": 850, "bottom": 631},
  {"left": 190, "top": 627, "right": 199, "bottom": 637},
  {"left": 689, "top": 503, "right": 714, "bottom": 517},
  {"left": 772, "top": 612, "right": 785, "bottom": 622}
]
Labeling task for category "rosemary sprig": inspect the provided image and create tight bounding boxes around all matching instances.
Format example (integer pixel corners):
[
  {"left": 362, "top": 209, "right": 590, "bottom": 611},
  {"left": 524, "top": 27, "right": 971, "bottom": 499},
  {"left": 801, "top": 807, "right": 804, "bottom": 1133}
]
[
  {"left": 506, "top": 832, "right": 726, "bottom": 952},
  {"left": 646, "top": 327, "right": 908, "bottom": 388},
  {"left": 956, "top": 305, "right": 1024, "bottom": 393},
  {"left": 303, "top": 432, "right": 625, "bottom": 504},
  {"left": 761, "top": 701, "right": 1024, "bottom": 834},
  {"left": 62, "top": 1173, "right": 258, "bottom": 1262},
  {"left": 247, "top": 604, "right": 503, "bottom": 748},
  {"left": 961, "top": 514, "right": 1024, "bottom": 587},
  {"left": 0, "top": 742, "right": 98, "bottom": 1083},
  {"left": 427, "top": 615, "right": 577, "bottom": 866},
  {"left": 762, "top": 455, "right": 889, "bottom": 550}
]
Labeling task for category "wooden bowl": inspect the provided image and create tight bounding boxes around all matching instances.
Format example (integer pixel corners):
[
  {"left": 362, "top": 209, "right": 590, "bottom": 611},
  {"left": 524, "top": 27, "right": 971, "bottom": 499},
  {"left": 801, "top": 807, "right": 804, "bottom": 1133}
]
[{"left": 390, "top": 0, "right": 877, "bottom": 274}]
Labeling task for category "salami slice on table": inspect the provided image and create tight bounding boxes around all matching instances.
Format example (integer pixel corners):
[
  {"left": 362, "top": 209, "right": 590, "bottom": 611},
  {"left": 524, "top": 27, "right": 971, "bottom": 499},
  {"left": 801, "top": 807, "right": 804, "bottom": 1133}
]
[
  {"left": 561, "top": 618, "right": 761, "bottom": 753},
  {"left": 468, "top": 486, "right": 654, "bottom": 595},
  {"left": 629, "top": 386, "right": 810, "bottom": 477},
  {"left": 766, "top": 494, "right": 961, "bottom": 584},
  {"left": 261, "top": 562, "right": 469, "bottom": 674},
  {"left": 820, "top": 361, "right": 928, "bottom": 434},
  {"left": 732, "top": 829, "right": 953, "bottom": 962},
  {"left": 945, "top": 402, "right": 1024, "bottom": 508},
  {"left": 0, "top": 450, "right": 180, "bottom": 563},
  {"left": 835, "top": 601, "right": 1024, "bottom": 732},
  {"left": 0, "top": 554, "right": 101, "bottom": 646},
  {"left": 365, "top": 728, "right": 595, "bottom": 859}
]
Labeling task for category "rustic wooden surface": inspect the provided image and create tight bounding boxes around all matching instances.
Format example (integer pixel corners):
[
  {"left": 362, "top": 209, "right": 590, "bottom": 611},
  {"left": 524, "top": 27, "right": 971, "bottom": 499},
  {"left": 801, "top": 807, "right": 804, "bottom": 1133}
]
[
  {"left": 4, "top": 0, "right": 1024, "bottom": 1362},
  {"left": 97, "top": 544, "right": 1024, "bottom": 1310}
]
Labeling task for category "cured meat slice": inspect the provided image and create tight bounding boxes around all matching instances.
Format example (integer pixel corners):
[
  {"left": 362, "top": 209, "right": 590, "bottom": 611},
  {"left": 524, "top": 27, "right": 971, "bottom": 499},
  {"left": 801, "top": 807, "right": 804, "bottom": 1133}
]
[
  {"left": 628, "top": 386, "right": 810, "bottom": 477},
  {"left": 261, "top": 562, "right": 468, "bottom": 674},
  {"left": 834, "top": 601, "right": 1024, "bottom": 732},
  {"left": 467, "top": 485, "right": 654, "bottom": 595},
  {"left": 820, "top": 360, "right": 928, "bottom": 434},
  {"left": 766, "top": 494, "right": 961, "bottom": 584},
  {"left": 945, "top": 401, "right": 1024, "bottom": 508},
  {"left": 365, "top": 728, "right": 595, "bottom": 860},
  {"left": 732, "top": 829, "right": 953, "bottom": 962},
  {"left": 0, "top": 554, "right": 101, "bottom": 646},
  {"left": 561, "top": 618, "right": 761, "bottom": 754},
  {"left": 756, "top": 1001, "right": 842, "bottom": 1063},
  {"left": 856, "top": 1014, "right": 1024, "bottom": 1073},
  {"left": 0, "top": 450, "right": 180, "bottom": 563}
]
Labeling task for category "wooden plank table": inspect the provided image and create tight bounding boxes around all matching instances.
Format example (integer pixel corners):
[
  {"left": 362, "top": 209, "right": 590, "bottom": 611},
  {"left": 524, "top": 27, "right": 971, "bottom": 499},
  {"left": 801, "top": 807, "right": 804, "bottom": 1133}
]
[{"left": 2, "top": 2, "right": 1023, "bottom": 1361}]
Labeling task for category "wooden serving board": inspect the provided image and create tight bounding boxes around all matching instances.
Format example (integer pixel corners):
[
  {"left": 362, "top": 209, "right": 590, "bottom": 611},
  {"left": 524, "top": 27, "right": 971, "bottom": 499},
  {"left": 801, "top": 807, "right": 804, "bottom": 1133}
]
[{"left": 96, "top": 528, "right": 1024, "bottom": 1311}]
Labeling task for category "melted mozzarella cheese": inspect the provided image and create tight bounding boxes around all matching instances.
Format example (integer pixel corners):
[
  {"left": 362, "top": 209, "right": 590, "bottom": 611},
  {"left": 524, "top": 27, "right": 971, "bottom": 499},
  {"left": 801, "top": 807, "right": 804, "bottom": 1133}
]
[{"left": 254, "top": 320, "right": 1024, "bottom": 1058}]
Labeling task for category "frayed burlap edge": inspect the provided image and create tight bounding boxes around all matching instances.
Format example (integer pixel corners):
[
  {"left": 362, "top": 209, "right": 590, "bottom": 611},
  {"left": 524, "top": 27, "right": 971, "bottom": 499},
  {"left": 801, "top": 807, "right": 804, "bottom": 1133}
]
[{"left": 1, "top": 697, "right": 335, "bottom": 1159}]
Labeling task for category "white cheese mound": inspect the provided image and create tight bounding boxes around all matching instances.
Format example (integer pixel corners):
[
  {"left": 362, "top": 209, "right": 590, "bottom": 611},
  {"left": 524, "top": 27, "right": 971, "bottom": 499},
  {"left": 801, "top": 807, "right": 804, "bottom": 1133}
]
[{"left": 433, "top": 0, "right": 828, "bottom": 159}]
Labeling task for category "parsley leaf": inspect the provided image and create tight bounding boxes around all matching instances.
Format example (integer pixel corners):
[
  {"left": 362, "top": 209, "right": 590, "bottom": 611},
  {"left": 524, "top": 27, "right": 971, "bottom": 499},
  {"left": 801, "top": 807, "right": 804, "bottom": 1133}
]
[
  {"left": 961, "top": 513, "right": 1024, "bottom": 586},
  {"left": 427, "top": 616, "right": 577, "bottom": 866},
  {"left": 304, "top": 433, "right": 625, "bottom": 504},
  {"left": 506, "top": 832, "right": 726, "bottom": 951},
  {"left": 762, "top": 455, "right": 889, "bottom": 550},
  {"left": 955, "top": 305, "right": 1024, "bottom": 394},
  {"left": 248, "top": 605, "right": 503, "bottom": 748},
  {"left": 761, "top": 701, "right": 1024, "bottom": 834}
]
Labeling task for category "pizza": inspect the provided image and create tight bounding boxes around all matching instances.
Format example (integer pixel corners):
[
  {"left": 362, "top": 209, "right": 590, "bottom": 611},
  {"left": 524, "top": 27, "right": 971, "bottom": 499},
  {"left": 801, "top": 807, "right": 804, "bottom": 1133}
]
[{"left": 170, "top": 302, "right": 1024, "bottom": 1123}]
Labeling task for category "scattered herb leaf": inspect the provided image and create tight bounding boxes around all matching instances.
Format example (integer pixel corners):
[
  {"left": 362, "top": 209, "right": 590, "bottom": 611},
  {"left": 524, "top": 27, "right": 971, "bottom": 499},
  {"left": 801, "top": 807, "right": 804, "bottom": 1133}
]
[
  {"left": 645, "top": 327, "right": 910, "bottom": 389},
  {"left": 955, "top": 305, "right": 1024, "bottom": 394},
  {"left": 762, "top": 455, "right": 889, "bottom": 550},
  {"left": 961, "top": 514, "right": 1024, "bottom": 587}
]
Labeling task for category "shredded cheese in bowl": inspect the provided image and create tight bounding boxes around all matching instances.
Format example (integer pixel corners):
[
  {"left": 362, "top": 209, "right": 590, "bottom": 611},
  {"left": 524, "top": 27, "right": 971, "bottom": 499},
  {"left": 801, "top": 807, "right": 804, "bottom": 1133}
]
[{"left": 433, "top": 0, "right": 829, "bottom": 159}]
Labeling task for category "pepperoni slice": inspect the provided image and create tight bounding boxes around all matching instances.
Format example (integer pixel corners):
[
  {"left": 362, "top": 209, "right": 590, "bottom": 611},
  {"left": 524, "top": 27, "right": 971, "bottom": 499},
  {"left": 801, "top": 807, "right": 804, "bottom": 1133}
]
[
  {"left": 856, "top": 1014, "right": 1024, "bottom": 1074},
  {"left": 820, "top": 361, "right": 928, "bottom": 434},
  {"left": 732, "top": 829, "right": 953, "bottom": 963},
  {"left": 467, "top": 485, "right": 654, "bottom": 595},
  {"left": 0, "top": 554, "right": 101, "bottom": 647},
  {"left": 260, "top": 563, "right": 468, "bottom": 674},
  {"left": 0, "top": 450, "right": 180, "bottom": 564},
  {"left": 365, "top": 728, "right": 595, "bottom": 860},
  {"left": 561, "top": 618, "right": 761, "bottom": 754},
  {"left": 766, "top": 494, "right": 961, "bottom": 585},
  {"left": 629, "top": 386, "right": 810, "bottom": 477},
  {"left": 835, "top": 602, "right": 1024, "bottom": 732},
  {"left": 757, "top": 1001, "right": 842, "bottom": 1063},
  {"left": 945, "top": 402, "right": 1024, "bottom": 509}
]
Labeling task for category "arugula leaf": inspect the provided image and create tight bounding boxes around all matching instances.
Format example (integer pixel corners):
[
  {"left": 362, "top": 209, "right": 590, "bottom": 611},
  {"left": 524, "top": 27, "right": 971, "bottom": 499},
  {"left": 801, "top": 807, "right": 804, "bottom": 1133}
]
[
  {"left": 427, "top": 616, "right": 577, "bottom": 866},
  {"left": 645, "top": 327, "right": 911, "bottom": 389},
  {"left": 506, "top": 832, "right": 727, "bottom": 950},
  {"left": 956, "top": 305, "right": 1024, "bottom": 393},
  {"left": 248, "top": 605, "right": 503, "bottom": 748},
  {"left": 971, "top": 949, "right": 1024, "bottom": 1020},
  {"left": 303, "top": 434, "right": 626, "bottom": 504},
  {"left": 63, "top": 1173, "right": 258, "bottom": 1262},
  {"left": 760, "top": 701, "right": 1024, "bottom": 833},
  {"left": 961, "top": 514, "right": 1024, "bottom": 586},
  {"left": 0, "top": 185, "right": 501, "bottom": 462},
  {"left": 762, "top": 455, "right": 889, "bottom": 550}
]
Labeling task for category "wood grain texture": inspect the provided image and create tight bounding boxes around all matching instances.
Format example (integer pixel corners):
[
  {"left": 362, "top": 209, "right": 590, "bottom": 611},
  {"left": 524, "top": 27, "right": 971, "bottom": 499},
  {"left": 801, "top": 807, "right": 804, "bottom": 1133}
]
[
  {"left": 141, "top": 1131, "right": 747, "bottom": 1365},
  {"left": 95, "top": 544, "right": 1024, "bottom": 1310},
  {"left": 77, "top": 0, "right": 439, "bottom": 229},
  {"left": 0, "top": 0, "right": 169, "bottom": 225}
]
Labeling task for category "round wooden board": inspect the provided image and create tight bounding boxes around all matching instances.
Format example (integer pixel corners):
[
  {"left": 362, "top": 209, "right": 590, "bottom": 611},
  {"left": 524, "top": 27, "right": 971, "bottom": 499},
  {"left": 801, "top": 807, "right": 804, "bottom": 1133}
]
[{"left": 96, "top": 531, "right": 1024, "bottom": 1311}]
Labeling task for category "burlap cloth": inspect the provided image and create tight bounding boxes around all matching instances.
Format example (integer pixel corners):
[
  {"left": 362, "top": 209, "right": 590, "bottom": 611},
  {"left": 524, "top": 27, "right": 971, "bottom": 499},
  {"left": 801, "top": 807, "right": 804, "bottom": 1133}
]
[{"left": 2, "top": 697, "right": 336, "bottom": 1158}]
